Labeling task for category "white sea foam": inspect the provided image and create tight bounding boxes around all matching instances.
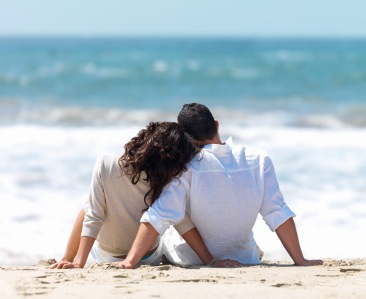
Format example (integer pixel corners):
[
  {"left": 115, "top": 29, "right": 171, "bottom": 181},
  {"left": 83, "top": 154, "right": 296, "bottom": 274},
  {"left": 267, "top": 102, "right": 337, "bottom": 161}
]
[
  {"left": 262, "top": 50, "right": 312, "bottom": 63},
  {"left": 230, "top": 68, "right": 259, "bottom": 80},
  {"left": 80, "top": 63, "right": 129, "bottom": 78},
  {"left": 153, "top": 60, "right": 168, "bottom": 73}
]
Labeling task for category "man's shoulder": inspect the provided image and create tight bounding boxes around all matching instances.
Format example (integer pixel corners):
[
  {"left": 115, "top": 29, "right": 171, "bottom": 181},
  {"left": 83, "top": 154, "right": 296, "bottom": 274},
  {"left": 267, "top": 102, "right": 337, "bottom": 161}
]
[
  {"left": 236, "top": 145, "right": 268, "bottom": 159},
  {"left": 188, "top": 144, "right": 269, "bottom": 171},
  {"left": 231, "top": 144, "right": 269, "bottom": 168}
]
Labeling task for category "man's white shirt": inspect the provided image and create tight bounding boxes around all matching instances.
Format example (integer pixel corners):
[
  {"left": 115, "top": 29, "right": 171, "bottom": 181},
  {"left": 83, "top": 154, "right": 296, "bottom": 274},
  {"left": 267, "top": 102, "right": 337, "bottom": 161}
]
[{"left": 141, "top": 137, "right": 295, "bottom": 264}]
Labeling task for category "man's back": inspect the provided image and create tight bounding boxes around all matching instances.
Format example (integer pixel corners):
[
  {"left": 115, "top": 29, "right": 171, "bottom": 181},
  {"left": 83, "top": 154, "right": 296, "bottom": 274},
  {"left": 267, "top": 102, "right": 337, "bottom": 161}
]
[
  {"left": 187, "top": 139, "right": 293, "bottom": 263},
  {"left": 186, "top": 139, "right": 266, "bottom": 261},
  {"left": 152, "top": 138, "right": 295, "bottom": 264}
]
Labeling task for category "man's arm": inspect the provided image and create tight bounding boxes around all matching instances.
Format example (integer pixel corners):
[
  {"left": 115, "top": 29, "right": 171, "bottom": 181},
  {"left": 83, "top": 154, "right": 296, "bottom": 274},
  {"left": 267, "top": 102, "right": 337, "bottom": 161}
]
[
  {"left": 275, "top": 217, "right": 323, "bottom": 266},
  {"left": 116, "top": 222, "right": 158, "bottom": 269},
  {"left": 116, "top": 223, "right": 242, "bottom": 269},
  {"left": 181, "top": 227, "right": 242, "bottom": 267}
]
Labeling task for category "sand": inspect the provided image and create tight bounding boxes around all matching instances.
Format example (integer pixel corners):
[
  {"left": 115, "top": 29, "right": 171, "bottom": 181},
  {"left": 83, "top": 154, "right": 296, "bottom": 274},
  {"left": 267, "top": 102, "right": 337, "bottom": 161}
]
[{"left": 1, "top": 259, "right": 365, "bottom": 299}]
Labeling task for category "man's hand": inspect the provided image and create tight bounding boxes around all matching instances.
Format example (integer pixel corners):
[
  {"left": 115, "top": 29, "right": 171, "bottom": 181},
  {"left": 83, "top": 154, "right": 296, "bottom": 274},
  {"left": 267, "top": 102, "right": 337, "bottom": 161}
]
[
  {"left": 295, "top": 259, "right": 323, "bottom": 266},
  {"left": 211, "top": 259, "right": 242, "bottom": 268},
  {"left": 50, "top": 260, "right": 83, "bottom": 269},
  {"left": 276, "top": 218, "right": 323, "bottom": 267}
]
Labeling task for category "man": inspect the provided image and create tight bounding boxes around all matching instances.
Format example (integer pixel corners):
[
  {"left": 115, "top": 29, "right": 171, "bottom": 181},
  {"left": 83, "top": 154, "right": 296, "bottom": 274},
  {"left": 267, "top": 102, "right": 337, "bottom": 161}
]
[{"left": 117, "top": 103, "right": 323, "bottom": 268}]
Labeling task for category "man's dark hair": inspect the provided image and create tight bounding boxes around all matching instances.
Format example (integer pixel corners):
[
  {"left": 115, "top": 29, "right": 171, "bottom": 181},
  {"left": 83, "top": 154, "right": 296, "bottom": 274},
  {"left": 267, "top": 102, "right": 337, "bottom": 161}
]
[{"left": 177, "top": 103, "right": 217, "bottom": 142}]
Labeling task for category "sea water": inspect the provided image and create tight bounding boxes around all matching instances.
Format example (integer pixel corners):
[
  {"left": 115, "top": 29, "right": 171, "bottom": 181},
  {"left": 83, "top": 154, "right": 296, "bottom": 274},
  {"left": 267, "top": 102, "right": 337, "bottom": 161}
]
[{"left": 1, "top": 37, "right": 366, "bottom": 265}]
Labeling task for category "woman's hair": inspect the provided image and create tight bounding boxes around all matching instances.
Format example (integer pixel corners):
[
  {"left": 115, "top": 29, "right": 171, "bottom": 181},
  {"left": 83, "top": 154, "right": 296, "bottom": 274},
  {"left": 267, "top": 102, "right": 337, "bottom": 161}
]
[{"left": 119, "top": 121, "right": 200, "bottom": 209}]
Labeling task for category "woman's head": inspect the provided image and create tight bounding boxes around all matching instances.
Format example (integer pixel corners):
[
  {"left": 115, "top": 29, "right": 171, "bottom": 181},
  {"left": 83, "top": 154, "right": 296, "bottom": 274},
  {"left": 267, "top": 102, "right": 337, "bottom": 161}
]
[{"left": 120, "top": 121, "right": 200, "bottom": 208}]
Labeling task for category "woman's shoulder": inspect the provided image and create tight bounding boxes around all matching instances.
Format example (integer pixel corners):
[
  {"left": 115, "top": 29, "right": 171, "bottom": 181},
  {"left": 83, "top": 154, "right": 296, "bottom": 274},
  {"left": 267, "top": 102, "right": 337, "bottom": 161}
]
[{"left": 94, "top": 153, "right": 122, "bottom": 175}]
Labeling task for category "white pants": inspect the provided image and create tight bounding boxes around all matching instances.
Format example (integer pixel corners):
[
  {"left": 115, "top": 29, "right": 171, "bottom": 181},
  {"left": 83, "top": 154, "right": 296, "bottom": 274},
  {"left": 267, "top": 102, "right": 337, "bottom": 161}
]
[
  {"left": 162, "top": 226, "right": 264, "bottom": 266},
  {"left": 162, "top": 226, "right": 202, "bottom": 266},
  {"left": 90, "top": 240, "right": 164, "bottom": 266}
]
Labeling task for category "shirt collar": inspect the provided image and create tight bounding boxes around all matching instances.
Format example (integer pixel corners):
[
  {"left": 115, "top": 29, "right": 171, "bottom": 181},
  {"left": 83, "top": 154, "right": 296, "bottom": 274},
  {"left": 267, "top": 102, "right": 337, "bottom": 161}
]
[{"left": 202, "top": 137, "right": 233, "bottom": 154}]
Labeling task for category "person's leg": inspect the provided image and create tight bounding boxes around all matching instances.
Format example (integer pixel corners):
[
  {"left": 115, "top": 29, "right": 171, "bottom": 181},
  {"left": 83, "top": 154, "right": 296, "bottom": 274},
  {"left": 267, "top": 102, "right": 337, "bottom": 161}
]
[
  {"left": 257, "top": 244, "right": 264, "bottom": 261},
  {"left": 90, "top": 242, "right": 124, "bottom": 263},
  {"left": 139, "top": 237, "right": 164, "bottom": 266},
  {"left": 91, "top": 238, "right": 163, "bottom": 265},
  {"left": 162, "top": 227, "right": 202, "bottom": 266}
]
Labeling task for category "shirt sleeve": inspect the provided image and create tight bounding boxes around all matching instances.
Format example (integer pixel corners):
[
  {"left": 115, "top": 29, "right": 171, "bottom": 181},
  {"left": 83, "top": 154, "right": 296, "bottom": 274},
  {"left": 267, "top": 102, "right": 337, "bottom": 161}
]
[
  {"left": 173, "top": 213, "right": 196, "bottom": 235},
  {"left": 140, "top": 175, "right": 190, "bottom": 235},
  {"left": 81, "top": 155, "right": 107, "bottom": 239},
  {"left": 259, "top": 156, "right": 296, "bottom": 231}
]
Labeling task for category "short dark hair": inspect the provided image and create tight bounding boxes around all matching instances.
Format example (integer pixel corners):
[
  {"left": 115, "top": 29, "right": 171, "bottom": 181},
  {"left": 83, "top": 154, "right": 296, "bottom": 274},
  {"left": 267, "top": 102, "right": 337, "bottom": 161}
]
[{"left": 177, "top": 103, "right": 217, "bottom": 142}]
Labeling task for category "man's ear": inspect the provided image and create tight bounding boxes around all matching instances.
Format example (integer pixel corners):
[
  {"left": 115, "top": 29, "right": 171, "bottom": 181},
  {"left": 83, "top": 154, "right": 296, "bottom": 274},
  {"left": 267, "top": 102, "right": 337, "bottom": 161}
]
[{"left": 215, "top": 120, "right": 219, "bottom": 130}]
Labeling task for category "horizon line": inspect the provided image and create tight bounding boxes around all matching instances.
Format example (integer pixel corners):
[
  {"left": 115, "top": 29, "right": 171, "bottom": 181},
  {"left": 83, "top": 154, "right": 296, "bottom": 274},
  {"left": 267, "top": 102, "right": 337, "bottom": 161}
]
[{"left": 1, "top": 33, "right": 366, "bottom": 40}]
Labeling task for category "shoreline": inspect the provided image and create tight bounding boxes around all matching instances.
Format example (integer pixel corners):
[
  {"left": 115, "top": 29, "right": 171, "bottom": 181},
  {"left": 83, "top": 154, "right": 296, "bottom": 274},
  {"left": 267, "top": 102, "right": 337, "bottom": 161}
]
[{"left": 1, "top": 258, "right": 365, "bottom": 298}]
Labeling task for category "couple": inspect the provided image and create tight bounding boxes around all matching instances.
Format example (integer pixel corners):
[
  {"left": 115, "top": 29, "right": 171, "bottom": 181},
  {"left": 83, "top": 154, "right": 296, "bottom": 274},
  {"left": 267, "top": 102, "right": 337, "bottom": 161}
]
[{"left": 52, "top": 103, "right": 322, "bottom": 269}]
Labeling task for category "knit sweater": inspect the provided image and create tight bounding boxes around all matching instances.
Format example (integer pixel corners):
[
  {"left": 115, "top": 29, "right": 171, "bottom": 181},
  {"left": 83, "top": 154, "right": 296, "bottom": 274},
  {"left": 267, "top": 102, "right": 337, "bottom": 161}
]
[{"left": 81, "top": 154, "right": 195, "bottom": 256}]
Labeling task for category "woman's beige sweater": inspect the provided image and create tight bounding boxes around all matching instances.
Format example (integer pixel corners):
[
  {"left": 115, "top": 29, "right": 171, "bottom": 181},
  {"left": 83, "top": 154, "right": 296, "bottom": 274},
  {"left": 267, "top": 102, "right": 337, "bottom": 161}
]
[{"left": 81, "top": 154, "right": 194, "bottom": 256}]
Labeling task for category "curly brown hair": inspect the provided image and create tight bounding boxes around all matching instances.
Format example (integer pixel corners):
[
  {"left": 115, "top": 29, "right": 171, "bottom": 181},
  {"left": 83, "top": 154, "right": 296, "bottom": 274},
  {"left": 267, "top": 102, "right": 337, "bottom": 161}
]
[{"left": 119, "top": 121, "right": 200, "bottom": 209}]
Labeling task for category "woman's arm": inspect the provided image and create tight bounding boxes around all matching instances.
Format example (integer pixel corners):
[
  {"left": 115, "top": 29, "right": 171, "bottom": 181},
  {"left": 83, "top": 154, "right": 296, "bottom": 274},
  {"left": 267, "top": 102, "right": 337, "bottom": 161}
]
[
  {"left": 63, "top": 209, "right": 85, "bottom": 261},
  {"left": 51, "top": 236, "right": 95, "bottom": 269},
  {"left": 50, "top": 209, "right": 85, "bottom": 268},
  {"left": 51, "top": 156, "right": 109, "bottom": 269}
]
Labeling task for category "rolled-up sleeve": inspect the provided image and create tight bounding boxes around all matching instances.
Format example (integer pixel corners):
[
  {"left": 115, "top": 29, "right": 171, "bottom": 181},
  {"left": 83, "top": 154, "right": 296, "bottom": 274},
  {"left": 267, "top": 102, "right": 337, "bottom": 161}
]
[
  {"left": 140, "top": 175, "right": 190, "bottom": 235},
  {"left": 259, "top": 156, "right": 296, "bottom": 231}
]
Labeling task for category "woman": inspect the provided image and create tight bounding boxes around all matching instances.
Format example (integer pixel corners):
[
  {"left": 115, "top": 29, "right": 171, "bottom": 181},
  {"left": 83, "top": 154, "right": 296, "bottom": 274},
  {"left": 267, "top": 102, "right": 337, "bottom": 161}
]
[{"left": 51, "top": 121, "right": 206, "bottom": 269}]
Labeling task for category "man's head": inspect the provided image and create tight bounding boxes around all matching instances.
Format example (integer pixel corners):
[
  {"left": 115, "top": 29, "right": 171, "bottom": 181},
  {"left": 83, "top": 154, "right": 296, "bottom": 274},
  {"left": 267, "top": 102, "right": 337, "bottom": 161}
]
[{"left": 177, "top": 103, "right": 218, "bottom": 143}]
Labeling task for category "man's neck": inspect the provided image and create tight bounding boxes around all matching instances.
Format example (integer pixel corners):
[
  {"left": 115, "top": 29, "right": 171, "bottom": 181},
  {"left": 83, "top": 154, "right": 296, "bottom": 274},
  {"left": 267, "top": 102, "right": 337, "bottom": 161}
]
[{"left": 197, "top": 135, "right": 223, "bottom": 146}]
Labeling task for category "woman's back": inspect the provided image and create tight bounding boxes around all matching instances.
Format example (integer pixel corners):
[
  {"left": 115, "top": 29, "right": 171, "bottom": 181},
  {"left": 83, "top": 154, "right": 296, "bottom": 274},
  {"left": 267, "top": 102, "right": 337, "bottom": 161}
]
[
  {"left": 51, "top": 121, "right": 200, "bottom": 269},
  {"left": 82, "top": 154, "right": 158, "bottom": 256}
]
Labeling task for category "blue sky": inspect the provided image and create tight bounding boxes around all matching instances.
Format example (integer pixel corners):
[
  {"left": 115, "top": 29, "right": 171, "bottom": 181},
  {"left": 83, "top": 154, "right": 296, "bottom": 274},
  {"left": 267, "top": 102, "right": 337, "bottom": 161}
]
[{"left": 1, "top": 0, "right": 366, "bottom": 37}]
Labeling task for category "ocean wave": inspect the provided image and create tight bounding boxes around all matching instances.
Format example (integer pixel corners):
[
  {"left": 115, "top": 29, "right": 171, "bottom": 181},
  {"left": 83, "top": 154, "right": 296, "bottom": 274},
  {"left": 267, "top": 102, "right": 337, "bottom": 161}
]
[
  {"left": 214, "top": 107, "right": 366, "bottom": 129},
  {"left": 261, "top": 50, "right": 312, "bottom": 63},
  {"left": 80, "top": 63, "right": 130, "bottom": 78},
  {"left": 0, "top": 74, "right": 31, "bottom": 86},
  {"left": 4, "top": 106, "right": 175, "bottom": 126},
  {"left": 1, "top": 101, "right": 366, "bottom": 129},
  {"left": 289, "top": 109, "right": 366, "bottom": 128},
  {"left": 289, "top": 115, "right": 346, "bottom": 129}
]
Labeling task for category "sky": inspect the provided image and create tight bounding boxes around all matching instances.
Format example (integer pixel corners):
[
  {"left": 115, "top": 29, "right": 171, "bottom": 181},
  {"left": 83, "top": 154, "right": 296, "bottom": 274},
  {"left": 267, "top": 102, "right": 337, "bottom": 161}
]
[{"left": 1, "top": 0, "right": 366, "bottom": 37}]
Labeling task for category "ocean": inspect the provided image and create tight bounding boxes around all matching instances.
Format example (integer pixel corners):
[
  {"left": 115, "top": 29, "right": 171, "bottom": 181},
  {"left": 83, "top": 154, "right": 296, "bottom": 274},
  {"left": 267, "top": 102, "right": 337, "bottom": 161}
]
[{"left": 1, "top": 37, "right": 365, "bottom": 265}]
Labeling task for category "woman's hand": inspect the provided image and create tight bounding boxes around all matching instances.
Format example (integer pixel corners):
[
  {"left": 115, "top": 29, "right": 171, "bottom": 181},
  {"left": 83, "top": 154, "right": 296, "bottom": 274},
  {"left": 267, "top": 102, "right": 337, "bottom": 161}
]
[{"left": 50, "top": 260, "right": 84, "bottom": 269}]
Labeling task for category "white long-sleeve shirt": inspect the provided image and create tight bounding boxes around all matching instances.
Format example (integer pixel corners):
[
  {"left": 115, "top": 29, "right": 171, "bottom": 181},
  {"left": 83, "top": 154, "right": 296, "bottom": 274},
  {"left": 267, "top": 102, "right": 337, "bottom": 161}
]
[{"left": 141, "top": 138, "right": 295, "bottom": 264}]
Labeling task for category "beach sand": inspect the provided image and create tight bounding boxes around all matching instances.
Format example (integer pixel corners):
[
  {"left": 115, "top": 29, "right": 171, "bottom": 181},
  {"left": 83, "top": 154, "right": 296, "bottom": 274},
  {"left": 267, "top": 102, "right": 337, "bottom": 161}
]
[{"left": 1, "top": 259, "right": 365, "bottom": 298}]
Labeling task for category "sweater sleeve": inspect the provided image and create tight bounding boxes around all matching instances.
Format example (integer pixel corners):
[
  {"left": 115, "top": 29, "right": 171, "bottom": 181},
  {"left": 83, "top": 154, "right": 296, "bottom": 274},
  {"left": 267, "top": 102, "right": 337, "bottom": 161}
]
[
  {"left": 81, "top": 155, "right": 107, "bottom": 239},
  {"left": 140, "top": 176, "right": 190, "bottom": 235},
  {"left": 259, "top": 156, "right": 296, "bottom": 231},
  {"left": 173, "top": 213, "right": 195, "bottom": 235}
]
